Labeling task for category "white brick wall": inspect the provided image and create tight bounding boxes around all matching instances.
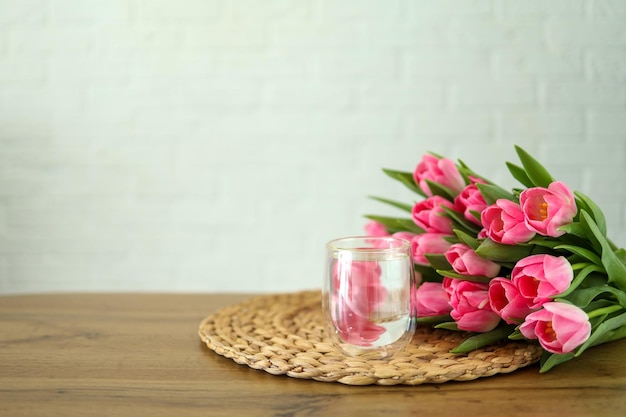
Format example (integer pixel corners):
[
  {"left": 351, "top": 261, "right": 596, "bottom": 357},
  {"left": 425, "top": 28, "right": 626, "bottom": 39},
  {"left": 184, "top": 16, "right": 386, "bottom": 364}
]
[{"left": 0, "top": 0, "right": 625, "bottom": 294}]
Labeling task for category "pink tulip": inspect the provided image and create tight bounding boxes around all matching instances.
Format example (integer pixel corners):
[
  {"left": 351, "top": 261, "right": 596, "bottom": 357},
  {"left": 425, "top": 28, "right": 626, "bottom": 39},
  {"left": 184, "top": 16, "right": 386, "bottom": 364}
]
[
  {"left": 511, "top": 254, "right": 573, "bottom": 309},
  {"left": 392, "top": 231, "right": 417, "bottom": 242},
  {"left": 443, "top": 278, "right": 501, "bottom": 332},
  {"left": 412, "top": 282, "right": 452, "bottom": 317},
  {"left": 454, "top": 184, "right": 488, "bottom": 226},
  {"left": 410, "top": 233, "right": 453, "bottom": 265},
  {"left": 445, "top": 243, "right": 501, "bottom": 278},
  {"left": 364, "top": 220, "right": 390, "bottom": 237},
  {"left": 520, "top": 181, "right": 578, "bottom": 237},
  {"left": 413, "top": 154, "right": 466, "bottom": 196},
  {"left": 481, "top": 199, "right": 536, "bottom": 244},
  {"left": 488, "top": 277, "right": 534, "bottom": 324},
  {"left": 332, "top": 260, "right": 387, "bottom": 317},
  {"left": 412, "top": 196, "right": 456, "bottom": 234},
  {"left": 519, "top": 302, "right": 591, "bottom": 354},
  {"left": 332, "top": 299, "right": 386, "bottom": 346}
]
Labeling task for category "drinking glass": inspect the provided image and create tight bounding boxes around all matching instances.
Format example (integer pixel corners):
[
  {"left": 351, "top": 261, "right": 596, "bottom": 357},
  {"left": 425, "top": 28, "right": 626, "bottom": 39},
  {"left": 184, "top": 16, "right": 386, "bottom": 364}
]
[{"left": 323, "top": 236, "right": 415, "bottom": 359}]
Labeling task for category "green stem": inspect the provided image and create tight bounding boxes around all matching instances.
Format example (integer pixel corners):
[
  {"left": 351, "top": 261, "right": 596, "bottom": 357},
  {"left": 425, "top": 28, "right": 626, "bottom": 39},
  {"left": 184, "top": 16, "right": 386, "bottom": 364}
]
[
  {"left": 571, "top": 262, "right": 591, "bottom": 271},
  {"left": 587, "top": 305, "right": 624, "bottom": 319}
]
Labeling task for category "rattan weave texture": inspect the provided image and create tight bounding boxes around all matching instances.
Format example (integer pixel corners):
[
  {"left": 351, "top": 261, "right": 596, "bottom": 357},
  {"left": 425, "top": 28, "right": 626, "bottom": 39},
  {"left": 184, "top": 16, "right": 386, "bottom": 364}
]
[{"left": 198, "top": 290, "right": 542, "bottom": 385}]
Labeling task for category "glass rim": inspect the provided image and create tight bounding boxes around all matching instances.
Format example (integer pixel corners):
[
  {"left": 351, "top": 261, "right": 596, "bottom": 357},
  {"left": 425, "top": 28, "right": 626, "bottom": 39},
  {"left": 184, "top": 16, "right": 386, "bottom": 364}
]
[{"left": 325, "top": 235, "right": 411, "bottom": 252}]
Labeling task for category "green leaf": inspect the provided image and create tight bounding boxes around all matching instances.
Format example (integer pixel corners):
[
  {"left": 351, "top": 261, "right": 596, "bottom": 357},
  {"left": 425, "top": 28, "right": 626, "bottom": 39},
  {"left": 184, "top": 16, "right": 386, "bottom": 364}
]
[
  {"left": 554, "top": 244, "right": 603, "bottom": 266},
  {"left": 424, "top": 254, "right": 452, "bottom": 270},
  {"left": 415, "top": 314, "right": 451, "bottom": 325},
  {"left": 468, "top": 209, "right": 482, "bottom": 224},
  {"left": 475, "top": 183, "right": 517, "bottom": 206},
  {"left": 527, "top": 237, "right": 562, "bottom": 249},
  {"left": 435, "top": 270, "right": 493, "bottom": 282},
  {"left": 363, "top": 215, "right": 424, "bottom": 235},
  {"left": 441, "top": 207, "right": 481, "bottom": 235},
  {"left": 507, "top": 329, "right": 525, "bottom": 340},
  {"left": 435, "top": 322, "right": 459, "bottom": 331},
  {"left": 475, "top": 238, "right": 533, "bottom": 263},
  {"left": 554, "top": 263, "right": 605, "bottom": 299},
  {"left": 414, "top": 264, "right": 444, "bottom": 283},
  {"left": 514, "top": 145, "right": 554, "bottom": 188},
  {"left": 585, "top": 323, "right": 626, "bottom": 346},
  {"left": 539, "top": 351, "right": 576, "bottom": 373},
  {"left": 574, "top": 191, "right": 607, "bottom": 237},
  {"left": 368, "top": 195, "right": 413, "bottom": 213},
  {"left": 575, "top": 311, "right": 626, "bottom": 357},
  {"left": 450, "top": 324, "right": 515, "bottom": 354},
  {"left": 425, "top": 179, "right": 457, "bottom": 201},
  {"left": 457, "top": 159, "right": 490, "bottom": 184},
  {"left": 578, "top": 212, "right": 603, "bottom": 254},
  {"left": 558, "top": 222, "right": 591, "bottom": 240},
  {"left": 616, "top": 248, "right": 626, "bottom": 267},
  {"left": 558, "top": 285, "right": 626, "bottom": 309},
  {"left": 454, "top": 229, "right": 481, "bottom": 250},
  {"left": 505, "top": 162, "right": 535, "bottom": 188},
  {"left": 587, "top": 303, "right": 624, "bottom": 319},
  {"left": 580, "top": 211, "right": 626, "bottom": 292},
  {"left": 382, "top": 168, "right": 425, "bottom": 197}
]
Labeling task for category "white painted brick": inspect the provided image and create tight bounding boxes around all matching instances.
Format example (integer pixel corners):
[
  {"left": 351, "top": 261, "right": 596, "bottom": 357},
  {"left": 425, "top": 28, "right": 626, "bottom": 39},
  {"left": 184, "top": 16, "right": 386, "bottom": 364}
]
[
  {"left": 0, "top": 0, "right": 625, "bottom": 294},
  {"left": 409, "top": 0, "right": 493, "bottom": 16},
  {"left": 356, "top": 83, "right": 445, "bottom": 111},
  {"left": 0, "top": 56, "right": 46, "bottom": 82},
  {"left": 546, "top": 22, "right": 626, "bottom": 47},
  {"left": 0, "top": 85, "right": 85, "bottom": 116},
  {"left": 494, "top": 47, "right": 584, "bottom": 79},
  {"left": 213, "top": 48, "right": 314, "bottom": 79},
  {"left": 9, "top": 27, "right": 97, "bottom": 55},
  {"left": 228, "top": 0, "right": 312, "bottom": 21},
  {"left": 404, "top": 49, "right": 493, "bottom": 78},
  {"left": 95, "top": 27, "right": 187, "bottom": 54},
  {"left": 270, "top": 21, "right": 363, "bottom": 48},
  {"left": 452, "top": 80, "right": 537, "bottom": 107},
  {"left": 0, "top": 29, "right": 9, "bottom": 55},
  {"left": 134, "top": 50, "right": 216, "bottom": 79},
  {"left": 539, "top": 143, "right": 626, "bottom": 168},
  {"left": 266, "top": 82, "right": 352, "bottom": 112},
  {"left": 364, "top": 22, "right": 448, "bottom": 47},
  {"left": 139, "top": 0, "right": 221, "bottom": 23},
  {"left": 51, "top": 0, "right": 131, "bottom": 24},
  {"left": 0, "top": 121, "right": 52, "bottom": 147},
  {"left": 586, "top": 47, "right": 626, "bottom": 81},
  {"left": 320, "top": 0, "right": 408, "bottom": 19},
  {"left": 545, "top": 82, "right": 626, "bottom": 106},
  {"left": 0, "top": 256, "right": 8, "bottom": 293},
  {"left": 590, "top": 0, "right": 626, "bottom": 15},
  {"left": 184, "top": 85, "right": 263, "bottom": 113},
  {"left": 588, "top": 110, "right": 626, "bottom": 135},
  {"left": 308, "top": 114, "right": 404, "bottom": 137},
  {"left": 0, "top": 0, "right": 48, "bottom": 24},
  {"left": 500, "top": 109, "right": 586, "bottom": 137},
  {"left": 48, "top": 53, "right": 133, "bottom": 81},
  {"left": 408, "top": 111, "right": 493, "bottom": 136},
  {"left": 501, "top": 0, "right": 587, "bottom": 15},
  {"left": 448, "top": 20, "right": 545, "bottom": 47},
  {"left": 185, "top": 25, "right": 268, "bottom": 49}
]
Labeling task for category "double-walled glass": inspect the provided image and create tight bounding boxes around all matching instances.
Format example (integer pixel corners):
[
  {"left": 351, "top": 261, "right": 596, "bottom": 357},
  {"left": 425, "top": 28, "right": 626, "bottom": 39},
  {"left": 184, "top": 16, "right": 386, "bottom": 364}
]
[{"left": 323, "top": 236, "right": 415, "bottom": 359}]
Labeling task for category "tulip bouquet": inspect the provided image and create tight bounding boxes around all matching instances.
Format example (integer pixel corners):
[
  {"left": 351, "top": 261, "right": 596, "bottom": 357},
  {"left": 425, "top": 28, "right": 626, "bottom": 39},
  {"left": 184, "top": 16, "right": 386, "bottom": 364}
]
[{"left": 364, "top": 145, "right": 626, "bottom": 372}]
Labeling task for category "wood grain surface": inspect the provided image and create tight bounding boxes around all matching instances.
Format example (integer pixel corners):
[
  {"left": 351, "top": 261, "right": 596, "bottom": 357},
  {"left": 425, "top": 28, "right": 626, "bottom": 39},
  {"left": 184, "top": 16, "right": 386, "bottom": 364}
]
[{"left": 1, "top": 293, "right": 625, "bottom": 417}]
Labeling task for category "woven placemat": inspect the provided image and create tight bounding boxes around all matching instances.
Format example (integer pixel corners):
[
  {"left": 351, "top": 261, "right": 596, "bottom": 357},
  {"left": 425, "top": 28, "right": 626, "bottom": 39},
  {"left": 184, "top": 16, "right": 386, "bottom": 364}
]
[{"left": 198, "top": 290, "right": 543, "bottom": 385}]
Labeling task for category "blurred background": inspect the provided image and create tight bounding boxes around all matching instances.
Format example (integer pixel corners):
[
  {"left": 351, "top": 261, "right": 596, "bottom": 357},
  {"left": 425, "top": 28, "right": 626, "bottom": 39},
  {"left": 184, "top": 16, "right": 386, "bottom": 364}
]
[{"left": 0, "top": 0, "right": 625, "bottom": 294}]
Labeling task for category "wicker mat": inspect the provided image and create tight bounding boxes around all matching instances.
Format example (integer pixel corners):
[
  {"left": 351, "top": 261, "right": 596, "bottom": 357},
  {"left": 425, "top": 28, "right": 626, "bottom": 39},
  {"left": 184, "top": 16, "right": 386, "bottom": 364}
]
[{"left": 198, "top": 290, "right": 543, "bottom": 385}]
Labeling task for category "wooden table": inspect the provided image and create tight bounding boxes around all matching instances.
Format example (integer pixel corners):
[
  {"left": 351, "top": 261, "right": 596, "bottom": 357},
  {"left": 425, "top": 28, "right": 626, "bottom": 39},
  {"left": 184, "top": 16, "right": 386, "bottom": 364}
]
[{"left": 1, "top": 293, "right": 625, "bottom": 417}]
